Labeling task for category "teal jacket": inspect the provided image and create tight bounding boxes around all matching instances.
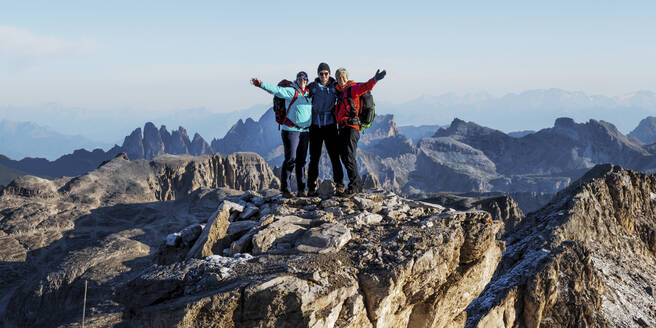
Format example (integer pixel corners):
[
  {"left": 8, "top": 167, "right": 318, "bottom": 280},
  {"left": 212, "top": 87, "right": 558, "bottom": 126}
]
[{"left": 260, "top": 81, "right": 312, "bottom": 132}]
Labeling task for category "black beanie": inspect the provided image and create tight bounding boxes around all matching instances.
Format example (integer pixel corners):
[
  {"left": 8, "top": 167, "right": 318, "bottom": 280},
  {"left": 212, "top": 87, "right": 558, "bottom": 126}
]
[{"left": 317, "top": 62, "right": 330, "bottom": 74}]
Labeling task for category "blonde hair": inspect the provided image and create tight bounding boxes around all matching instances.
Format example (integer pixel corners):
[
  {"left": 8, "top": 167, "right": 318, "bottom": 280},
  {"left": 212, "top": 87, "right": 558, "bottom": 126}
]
[{"left": 335, "top": 67, "right": 349, "bottom": 79}]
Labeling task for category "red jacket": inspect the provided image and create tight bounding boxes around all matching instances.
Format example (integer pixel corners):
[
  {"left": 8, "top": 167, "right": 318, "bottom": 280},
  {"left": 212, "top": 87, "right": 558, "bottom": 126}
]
[{"left": 335, "top": 78, "right": 377, "bottom": 130}]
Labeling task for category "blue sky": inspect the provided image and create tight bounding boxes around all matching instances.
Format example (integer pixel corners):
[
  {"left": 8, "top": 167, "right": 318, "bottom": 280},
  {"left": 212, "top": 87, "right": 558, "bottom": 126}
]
[{"left": 1, "top": 1, "right": 655, "bottom": 115}]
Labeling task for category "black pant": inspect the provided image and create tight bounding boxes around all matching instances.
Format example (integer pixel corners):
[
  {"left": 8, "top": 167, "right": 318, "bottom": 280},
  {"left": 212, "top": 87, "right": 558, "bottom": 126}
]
[
  {"left": 308, "top": 124, "right": 344, "bottom": 190},
  {"left": 280, "top": 130, "right": 309, "bottom": 192},
  {"left": 338, "top": 126, "right": 361, "bottom": 190}
]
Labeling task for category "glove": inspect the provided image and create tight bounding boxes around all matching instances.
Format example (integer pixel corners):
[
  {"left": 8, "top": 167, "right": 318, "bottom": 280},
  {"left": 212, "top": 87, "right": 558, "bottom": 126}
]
[
  {"left": 251, "top": 78, "right": 262, "bottom": 87},
  {"left": 373, "top": 69, "right": 386, "bottom": 82}
]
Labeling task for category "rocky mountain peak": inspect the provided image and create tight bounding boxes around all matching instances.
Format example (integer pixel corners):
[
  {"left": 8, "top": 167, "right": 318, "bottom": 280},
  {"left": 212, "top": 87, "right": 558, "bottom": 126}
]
[
  {"left": 118, "top": 123, "right": 214, "bottom": 160},
  {"left": 121, "top": 127, "right": 144, "bottom": 160},
  {"left": 553, "top": 116, "right": 576, "bottom": 128},
  {"left": 628, "top": 116, "right": 656, "bottom": 144},
  {"left": 360, "top": 114, "right": 400, "bottom": 143},
  {"left": 167, "top": 126, "right": 192, "bottom": 154},
  {"left": 142, "top": 121, "right": 165, "bottom": 159},
  {"left": 434, "top": 118, "right": 508, "bottom": 141},
  {"left": 190, "top": 132, "right": 213, "bottom": 156}
]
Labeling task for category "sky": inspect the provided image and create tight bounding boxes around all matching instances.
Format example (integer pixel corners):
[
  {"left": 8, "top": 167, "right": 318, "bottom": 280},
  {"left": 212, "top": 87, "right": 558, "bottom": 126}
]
[{"left": 1, "top": 1, "right": 656, "bottom": 116}]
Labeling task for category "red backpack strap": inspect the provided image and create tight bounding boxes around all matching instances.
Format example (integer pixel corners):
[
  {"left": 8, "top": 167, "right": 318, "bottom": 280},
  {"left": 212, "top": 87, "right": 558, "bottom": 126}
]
[
  {"left": 282, "top": 88, "right": 300, "bottom": 128},
  {"left": 287, "top": 88, "right": 300, "bottom": 115},
  {"left": 347, "top": 86, "right": 357, "bottom": 117}
]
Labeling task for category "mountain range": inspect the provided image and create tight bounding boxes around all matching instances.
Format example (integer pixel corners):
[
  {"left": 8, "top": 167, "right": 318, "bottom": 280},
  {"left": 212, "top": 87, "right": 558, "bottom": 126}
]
[
  {"left": 386, "top": 89, "right": 656, "bottom": 133},
  {"left": 5, "top": 106, "right": 656, "bottom": 205}
]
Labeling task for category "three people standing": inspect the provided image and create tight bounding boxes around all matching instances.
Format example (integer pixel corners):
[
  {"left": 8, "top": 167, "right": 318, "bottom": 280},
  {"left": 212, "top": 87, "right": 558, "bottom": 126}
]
[{"left": 251, "top": 64, "right": 385, "bottom": 197}]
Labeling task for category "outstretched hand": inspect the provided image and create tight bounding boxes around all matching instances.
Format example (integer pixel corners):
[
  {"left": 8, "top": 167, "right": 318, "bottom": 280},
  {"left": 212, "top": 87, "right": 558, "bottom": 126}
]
[
  {"left": 250, "top": 78, "right": 262, "bottom": 87},
  {"left": 374, "top": 69, "right": 386, "bottom": 82}
]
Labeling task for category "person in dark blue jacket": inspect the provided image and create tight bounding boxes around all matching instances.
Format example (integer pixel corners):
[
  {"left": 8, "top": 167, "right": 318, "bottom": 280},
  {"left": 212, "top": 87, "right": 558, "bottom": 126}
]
[{"left": 307, "top": 63, "right": 344, "bottom": 196}]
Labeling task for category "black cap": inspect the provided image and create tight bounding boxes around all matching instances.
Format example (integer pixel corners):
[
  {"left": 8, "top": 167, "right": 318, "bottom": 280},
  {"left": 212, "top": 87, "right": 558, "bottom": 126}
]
[
  {"left": 296, "top": 71, "right": 308, "bottom": 81},
  {"left": 317, "top": 62, "right": 330, "bottom": 74}
]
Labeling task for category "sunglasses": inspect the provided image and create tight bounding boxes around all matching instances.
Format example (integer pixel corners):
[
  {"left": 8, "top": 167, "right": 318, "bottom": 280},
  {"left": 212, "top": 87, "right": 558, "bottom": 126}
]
[
  {"left": 319, "top": 71, "right": 330, "bottom": 76},
  {"left": 297, "top": 76, "right": 308, "bottom": 81}
]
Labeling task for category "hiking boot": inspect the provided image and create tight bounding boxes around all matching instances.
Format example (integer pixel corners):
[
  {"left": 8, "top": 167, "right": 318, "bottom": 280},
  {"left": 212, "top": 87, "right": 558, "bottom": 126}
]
[
  {"left": 282, "top": 191, "right": 295, "bottom": 198},
  {"left": 335, "top": 184, "right": 345, "bottom": 195},
  {"left": 297, "top": 191, "right": 307, "bottom": 197},
  {"left": 307, "top": 188, "right": 319, "bottom": 197},
  {"left": 344, "top": 185, "right": 362, "bottom": 196}
]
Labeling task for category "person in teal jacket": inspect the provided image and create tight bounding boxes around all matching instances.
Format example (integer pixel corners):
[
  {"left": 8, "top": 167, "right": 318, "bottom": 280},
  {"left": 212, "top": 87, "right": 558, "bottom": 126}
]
[{"left": 251, "top": 72, "right": 312, "bottom": 197}]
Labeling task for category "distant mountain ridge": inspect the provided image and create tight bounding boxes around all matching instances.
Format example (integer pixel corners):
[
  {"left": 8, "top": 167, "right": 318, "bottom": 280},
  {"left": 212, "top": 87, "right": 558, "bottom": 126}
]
[
  {"left": 0, "top": 119, "right": 110, "bottom": 160},
  {"left": 0, "top": 103, "right": 267, "bottom": 145},
  {"left": 122, "top": 123, "right": 215, "bottom": 160},
  {"left": 0, "top": 122, "right": 218, "bottom": 179},
  {"left": 386, "top": 89, "right": 656, "bottom": 133}
]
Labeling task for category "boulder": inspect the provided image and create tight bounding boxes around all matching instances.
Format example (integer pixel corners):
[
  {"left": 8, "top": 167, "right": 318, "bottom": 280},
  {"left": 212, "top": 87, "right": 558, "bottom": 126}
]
[
  {"left": 187, "top": 206, "right": 231, "bottom": 258},
  {"left": 1, "top": 175, "right": 59, "bottom": 199},
  {"left": 347, "top": 211, "right": 383, "bottom": 226},
  {"left": 179, "top": 223, "right": 203, "bottom": 245},
  {"left": 227, "top": 220, "right": 257, "bottom": 237},
  {"left": 238, "top": 206, "right": 259, "bottom": 220},
  {"left": 295, "top": 223, "right": 352, "bottom": 253},
  {"left": 251, "top": 216, "right": 312, "bottom": 255}
]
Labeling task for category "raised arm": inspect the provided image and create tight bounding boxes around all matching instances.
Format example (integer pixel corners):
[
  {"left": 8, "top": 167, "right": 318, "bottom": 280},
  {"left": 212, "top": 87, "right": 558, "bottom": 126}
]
[
  {"left": 250, "top": 78, "right": 297, "bottom": 99},
  {"left": 351, "top": 78, "right": 377, "bottom": 98},
  {"left": 351, "top": 69, "right": 386, "bottom": 98}
]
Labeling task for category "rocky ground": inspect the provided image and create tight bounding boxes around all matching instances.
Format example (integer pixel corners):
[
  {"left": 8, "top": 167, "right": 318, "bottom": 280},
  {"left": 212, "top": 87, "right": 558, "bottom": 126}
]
[{"left": 1, "top": 153, "right": 655, "bottom": 327}]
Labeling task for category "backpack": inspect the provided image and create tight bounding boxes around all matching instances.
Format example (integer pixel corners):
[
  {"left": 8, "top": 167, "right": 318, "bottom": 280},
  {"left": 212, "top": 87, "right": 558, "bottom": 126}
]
[
  {"left": 273, "top": 80, "right": 301, "bottom": 130},
  {"left": 346, "top": 86, "right": 376, "bottom": 131}
]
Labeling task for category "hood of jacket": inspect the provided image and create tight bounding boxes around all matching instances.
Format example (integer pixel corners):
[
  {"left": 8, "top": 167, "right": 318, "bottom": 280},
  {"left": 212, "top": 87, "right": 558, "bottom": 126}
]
[
  {"left": 335, "top": 80, "right": 356, "bottom": 92},
  {"left": 312, "top": 76, "right": 336, "bottom": 86}
]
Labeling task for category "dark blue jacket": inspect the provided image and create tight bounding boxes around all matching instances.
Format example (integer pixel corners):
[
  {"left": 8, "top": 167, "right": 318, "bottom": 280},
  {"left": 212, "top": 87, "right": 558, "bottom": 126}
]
[{"left": 308, "top": 77, "right": 337, "bottom": 127}]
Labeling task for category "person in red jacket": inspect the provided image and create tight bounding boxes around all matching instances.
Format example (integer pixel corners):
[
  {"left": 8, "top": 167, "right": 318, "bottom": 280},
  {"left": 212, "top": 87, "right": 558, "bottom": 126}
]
[{"left": 334, "top": 67, "right": 386, "bottom": 195}]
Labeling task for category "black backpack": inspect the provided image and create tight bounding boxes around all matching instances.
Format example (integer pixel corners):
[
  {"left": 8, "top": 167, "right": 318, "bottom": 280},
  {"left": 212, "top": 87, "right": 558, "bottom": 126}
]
[
  {"left": 346, "top": 87, "right": 375, "bottom": 131},
  {"left": 273, "top": 80, "right": 301, "bottom": 130}
]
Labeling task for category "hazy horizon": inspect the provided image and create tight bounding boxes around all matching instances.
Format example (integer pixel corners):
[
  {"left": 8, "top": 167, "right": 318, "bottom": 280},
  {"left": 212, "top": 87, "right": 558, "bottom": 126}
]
[
  {"left": 2, "top": 87, "right": 656, "bottom": 145},
  {"left": 2, "top": 1, "right": 656, "bottom": 111}
]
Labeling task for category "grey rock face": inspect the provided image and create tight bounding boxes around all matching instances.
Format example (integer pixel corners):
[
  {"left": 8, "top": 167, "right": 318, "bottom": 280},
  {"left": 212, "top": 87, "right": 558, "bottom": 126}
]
[
  {"left": 466, "top": 164, "right": 656, "bottom": 327},
  {"left": 1, "top": 175, "right": 58, "bottom": 198},
  {"left": 54, "top": 152, "right": 278, "bottom": 205},
  {"left": 408, "top": 137, "right": 498, "bottom": 192}
]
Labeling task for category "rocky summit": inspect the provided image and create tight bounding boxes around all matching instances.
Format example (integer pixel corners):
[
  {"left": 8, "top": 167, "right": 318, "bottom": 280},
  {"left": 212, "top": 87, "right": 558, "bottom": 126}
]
[
  {"left": 467, "top": 164, "right": 656, "bottom": 327},
  {"left": 1, "top": 154, "right": 655, "bottom": 327}
]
